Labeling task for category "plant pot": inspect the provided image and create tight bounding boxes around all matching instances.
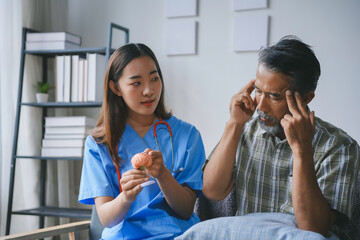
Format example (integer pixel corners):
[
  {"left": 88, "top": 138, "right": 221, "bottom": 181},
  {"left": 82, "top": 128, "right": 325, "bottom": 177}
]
[{"left": 36, "top": 93, "right": 49, "bottom": 103}]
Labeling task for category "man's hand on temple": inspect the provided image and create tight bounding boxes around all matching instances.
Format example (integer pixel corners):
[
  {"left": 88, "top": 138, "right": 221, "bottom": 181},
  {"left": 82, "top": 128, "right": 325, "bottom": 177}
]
[
  {"left": 281, "top": 90, "right": 315, "bottom": 155},
  {"left": 229, "top": 79, "right": 257, "bottom": 126}
]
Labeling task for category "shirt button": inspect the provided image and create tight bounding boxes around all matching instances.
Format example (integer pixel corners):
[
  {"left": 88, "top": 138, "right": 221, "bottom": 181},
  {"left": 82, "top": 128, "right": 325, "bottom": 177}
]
[
  {"left": 271, "top": 201, "right": 275, "bottom": 207},
  {"left": 272, "top": 176, "right": 276, "bottom": 181},
  {"left": 276, "top": 149, "right": 281, "bottom": 153}
]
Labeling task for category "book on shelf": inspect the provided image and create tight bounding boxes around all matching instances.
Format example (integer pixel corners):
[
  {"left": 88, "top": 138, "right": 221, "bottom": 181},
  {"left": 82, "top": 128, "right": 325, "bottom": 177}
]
[
  {"left": 71, "top": 55, "right": 80, "bottom": 102},
  {"left": 26, "top": 32, "right": 81, "bottom": 45},
  {"left": 55, "top": 56, "right": 65, "bottom": 102},
  {"left": 42, "top": 138, "right": 85, "bottom": 148},
  {"left": 78, "top": 58, "right": 87, "bottom": 102},
  {"left": 87, "top": 53, "right": 106, "bottom": 102},
  {"left": 25, "top": 41, "right": 80, "bottom": 51},
  {"left": 45, "top": 126, "right": 92, "bottom": 135},
  {"left": 41, "top": 147, "right": 84, "bottom": 157},
  {"left": 63, "top": 55, "right": 72, "bottom": 102},
  {"left": 44, "top": 116, "right": 96, "bottom": 127},
  {"left": 44, "top": 133, "right": 89, "bottom": 139},
  {"left": 83, "top": 56, "right": 88, "bottom": 102}
]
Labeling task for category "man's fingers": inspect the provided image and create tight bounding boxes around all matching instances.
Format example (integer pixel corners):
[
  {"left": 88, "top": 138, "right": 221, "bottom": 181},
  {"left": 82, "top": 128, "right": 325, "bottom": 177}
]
[
  {"left": 232, "top": 79, "right": 257, "bottom": 112},
  {"left": 294, "top": 92, "right": 308, "bottom": 116},
  {"left": 280, "top": 114, "right": 291, "bottom": 127},
  {"left": 310, "top": 111, "right": 316, "bottom": 130},
  {"left": 285, "top": 90, "right": 300, "bottom": 115},
  {"left": 245, "top": 79, "right": 256, "bottom": 94},
  {"left": 233, "top": 92, "right": 256, "bottom": 111},
  {"left": 241, "top": 93, "right": 255, "bottom": 110},
  {"left": 243, "top": 98, "right": 251, "bottom": 109},
  {"left": 238, "top": 79, "right": 256, "bottom": 95},
  {"left": 282, "top": 114, "right": 293, "bottom": 121},
  {"left": 280, "top": 117, "right": 287, "bottom": 128}
]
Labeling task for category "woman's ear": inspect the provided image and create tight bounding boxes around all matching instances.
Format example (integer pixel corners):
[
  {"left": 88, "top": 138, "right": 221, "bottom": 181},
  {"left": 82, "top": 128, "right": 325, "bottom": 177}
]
[
  {"left": 303, "top": 91, "right": 315, "bottom": 104},
  {"left": 109, "top": 80, "right": 121, "bottom": 96}
]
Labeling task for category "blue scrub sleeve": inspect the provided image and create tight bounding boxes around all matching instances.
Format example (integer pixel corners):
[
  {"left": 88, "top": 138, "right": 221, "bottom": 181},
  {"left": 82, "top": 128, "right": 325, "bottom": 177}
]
[
  {"left": 78, "top": 136, "right": 116, "bottom": 205},
  {"left": 176, "top": 127, "right": 206, "bottom": 192}
]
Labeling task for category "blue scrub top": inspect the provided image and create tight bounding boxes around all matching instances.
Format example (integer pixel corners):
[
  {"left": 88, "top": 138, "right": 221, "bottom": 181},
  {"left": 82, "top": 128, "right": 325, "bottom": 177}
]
[{"left": 78, "top": 116, "right": 206, "bottom": 240}]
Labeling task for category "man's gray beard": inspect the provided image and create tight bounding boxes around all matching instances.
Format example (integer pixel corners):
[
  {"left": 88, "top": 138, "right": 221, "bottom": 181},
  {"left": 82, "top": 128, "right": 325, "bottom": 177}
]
[{"left": 257, "top": 109, "right": 283, "bottom": 136}]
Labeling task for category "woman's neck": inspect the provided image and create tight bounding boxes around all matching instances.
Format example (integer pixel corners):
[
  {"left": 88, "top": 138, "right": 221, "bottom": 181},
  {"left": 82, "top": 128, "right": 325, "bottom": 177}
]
[{"left": 127, "top": 114, "right": 157, "bottom": 138}]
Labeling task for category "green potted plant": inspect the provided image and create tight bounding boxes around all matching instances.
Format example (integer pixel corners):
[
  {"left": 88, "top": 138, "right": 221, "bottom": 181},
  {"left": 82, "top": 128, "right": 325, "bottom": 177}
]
[{"left": 34, "top": 81, "right": 53, "bottom": 103}]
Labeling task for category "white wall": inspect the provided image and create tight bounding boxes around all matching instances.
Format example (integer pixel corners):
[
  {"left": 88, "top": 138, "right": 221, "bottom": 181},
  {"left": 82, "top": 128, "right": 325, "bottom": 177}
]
[{"left": 67, "top": 0, "right": 360, "bottom": 155}]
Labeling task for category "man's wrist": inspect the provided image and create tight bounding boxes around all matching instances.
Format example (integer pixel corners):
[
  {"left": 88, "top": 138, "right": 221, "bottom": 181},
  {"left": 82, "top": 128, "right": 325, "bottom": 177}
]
[
  {"left": 226, "top": 119, "right": 245, "bottom": 132},
  {"left": 291, "top": 143, "right": 313, "bottom": 159}
]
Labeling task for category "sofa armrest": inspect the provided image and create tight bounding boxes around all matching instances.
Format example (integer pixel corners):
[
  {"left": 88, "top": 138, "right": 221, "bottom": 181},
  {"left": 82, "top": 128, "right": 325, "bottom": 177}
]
[
  {"left": 0, "top": 220, "right": 91, "bottom": 240},
  {"left": 195, "top": 188, "right": 237, "bottom": 221}
]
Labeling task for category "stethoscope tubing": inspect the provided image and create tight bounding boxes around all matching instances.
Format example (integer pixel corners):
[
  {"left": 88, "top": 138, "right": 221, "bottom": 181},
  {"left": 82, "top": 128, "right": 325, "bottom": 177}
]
[{"left": 154, "top": 117, "right": 179, "bottom": 173}]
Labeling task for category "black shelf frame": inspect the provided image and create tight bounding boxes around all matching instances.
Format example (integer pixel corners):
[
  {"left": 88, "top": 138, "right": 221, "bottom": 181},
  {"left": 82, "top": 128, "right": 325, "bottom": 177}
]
[
  {"left": 21, "top": 102, "right": 102, "bottom": 108},
  {"left": 15, "top": 155, "right": 83, "bottom": 161},
  {"left": 12, "top": 207, "right": 91, "bottom": 219},
  {"left": 6, "top": 22, "right": 129, "bottom": 235},
  {"left": 25, "top": 47, "right": 109, "bottom": 56}
]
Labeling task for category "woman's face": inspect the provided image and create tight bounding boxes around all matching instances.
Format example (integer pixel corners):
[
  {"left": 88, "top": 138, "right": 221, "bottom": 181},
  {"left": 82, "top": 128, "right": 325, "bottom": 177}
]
[{"left": 115, "top": 56, "right": 163, "bottom": 120}]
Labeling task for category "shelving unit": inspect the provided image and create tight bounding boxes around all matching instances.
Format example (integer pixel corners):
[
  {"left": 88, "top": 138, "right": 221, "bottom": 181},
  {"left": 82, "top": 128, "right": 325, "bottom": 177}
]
[{"left": 5, "top": 22, "right": 129, "bottom": 235}]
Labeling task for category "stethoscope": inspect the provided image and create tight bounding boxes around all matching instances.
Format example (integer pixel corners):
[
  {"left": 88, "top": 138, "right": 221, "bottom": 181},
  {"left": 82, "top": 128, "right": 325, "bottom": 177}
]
[
  {"left": 115, "top": 117, "right": 183, "bottom": 193},
  {"left": 153, "top": 117, "right": 183, "bottom": 173}
]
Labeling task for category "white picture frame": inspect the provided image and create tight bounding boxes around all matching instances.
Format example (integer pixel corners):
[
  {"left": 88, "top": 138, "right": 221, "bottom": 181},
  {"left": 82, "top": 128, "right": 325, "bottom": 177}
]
[
  {"left": 233, "top": 0, "right": 268, "bottom": 11},
  {"left": 165, "top": 20, "right": 197, "bottom": 55},
  {"left": 233, "top": 15, "right": 269, "bottom": 52},
  {"left": 166, "top": 0, "right": 198, "bottom": 18}
]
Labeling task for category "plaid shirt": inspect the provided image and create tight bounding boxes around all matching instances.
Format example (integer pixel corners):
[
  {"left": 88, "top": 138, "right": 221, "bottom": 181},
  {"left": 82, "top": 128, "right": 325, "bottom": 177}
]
[{"left": 230, "top": 115, "right": 359, "bottom": 238}]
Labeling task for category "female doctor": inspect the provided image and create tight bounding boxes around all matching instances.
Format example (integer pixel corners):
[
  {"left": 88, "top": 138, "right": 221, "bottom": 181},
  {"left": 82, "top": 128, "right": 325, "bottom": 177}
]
[{"left": 78, "top": 43, "right": 206, "bottom": 239}]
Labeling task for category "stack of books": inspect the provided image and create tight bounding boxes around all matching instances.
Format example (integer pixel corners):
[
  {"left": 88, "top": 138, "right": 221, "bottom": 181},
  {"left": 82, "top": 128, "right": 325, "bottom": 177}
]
[
  {"left": 41, "top": 116, "right": 96, "bottom": 157},
  {"left": 26, "top": 32, "right": 81, "bottom": 51},
  {"left": 55, "top": 53, "right": 106, "bottom": 102}
]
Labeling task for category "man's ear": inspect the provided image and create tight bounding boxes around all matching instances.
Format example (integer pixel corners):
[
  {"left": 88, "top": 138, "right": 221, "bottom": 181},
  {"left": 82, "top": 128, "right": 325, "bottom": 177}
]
[
  {"left": 109, "top": 80, "right": 121, "bottom": 96},
  {"left": 303, "top": 91, "right": 315, "bottom": 104}
]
